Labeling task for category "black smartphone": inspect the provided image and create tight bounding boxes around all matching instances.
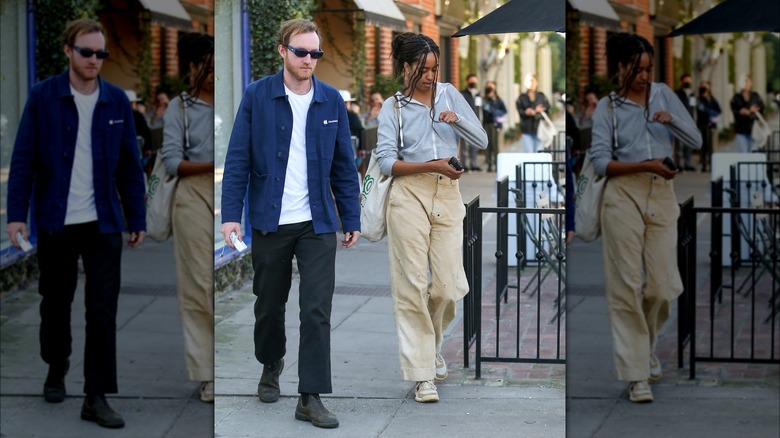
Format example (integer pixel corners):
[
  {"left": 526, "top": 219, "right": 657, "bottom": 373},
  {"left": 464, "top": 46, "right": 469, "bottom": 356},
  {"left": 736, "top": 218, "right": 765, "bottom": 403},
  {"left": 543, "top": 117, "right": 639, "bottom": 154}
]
[
  {"left": 448, "top": 157, "right": 464, "bottom": 171},
  {"left": 662, "top": 157, "right": 678, "bottom": 171}
]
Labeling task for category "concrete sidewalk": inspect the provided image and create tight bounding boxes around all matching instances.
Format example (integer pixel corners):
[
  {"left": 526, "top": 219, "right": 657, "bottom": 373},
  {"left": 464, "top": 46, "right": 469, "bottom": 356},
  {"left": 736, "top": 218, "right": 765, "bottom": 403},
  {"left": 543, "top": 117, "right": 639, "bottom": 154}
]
[
  {"left": 566, "top": 162, "right": 780, "bottom": 437},
  {"left": 0, "top": 238, "right": 214, "bottom": 437},
  {"left": 213, "top": 169, "right": 567, "bottom": 437}
]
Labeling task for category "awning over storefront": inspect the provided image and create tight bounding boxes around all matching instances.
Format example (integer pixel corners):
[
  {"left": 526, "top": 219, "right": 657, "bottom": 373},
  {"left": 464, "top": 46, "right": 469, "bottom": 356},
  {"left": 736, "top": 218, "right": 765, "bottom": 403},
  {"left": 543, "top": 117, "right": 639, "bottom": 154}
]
[
  {"left": 138, "top": 0, "right": 192, "bottom": 29},
  {"left": 568, "top": 0, "right": 621, "bottom": 30},
  {"left": 354, "top": 0, "right": 407, "bottom": 31}
]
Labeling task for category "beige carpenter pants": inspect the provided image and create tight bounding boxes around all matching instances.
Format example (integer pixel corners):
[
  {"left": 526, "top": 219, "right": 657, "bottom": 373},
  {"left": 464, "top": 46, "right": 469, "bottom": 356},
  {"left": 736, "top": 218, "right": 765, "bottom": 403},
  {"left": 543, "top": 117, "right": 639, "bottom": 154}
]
[
  {"left": 600, "top": 172, "right": 683, "bottom": 382},
  {"left": 172, "top": 173, "right": 215, "bottom": 382},
  {"left": 386, "top": 172, "right": 470, "bottom": 382}
]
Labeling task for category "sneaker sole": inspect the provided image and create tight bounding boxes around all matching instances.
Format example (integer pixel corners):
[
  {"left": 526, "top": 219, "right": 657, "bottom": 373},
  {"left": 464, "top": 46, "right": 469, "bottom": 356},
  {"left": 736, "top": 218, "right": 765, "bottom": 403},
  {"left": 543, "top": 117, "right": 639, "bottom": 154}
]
[
  {"left": 649, "top": 371, "right": 662, "bottom": 381},
  {"left": 414, "top": 393, "right": 439, "bottom": 403},
  {"left": 434, "top": 371, "right": 448, "bottom": 381},
  {"left": 629, "top": 395, "right": 654, "bottom": 403}
]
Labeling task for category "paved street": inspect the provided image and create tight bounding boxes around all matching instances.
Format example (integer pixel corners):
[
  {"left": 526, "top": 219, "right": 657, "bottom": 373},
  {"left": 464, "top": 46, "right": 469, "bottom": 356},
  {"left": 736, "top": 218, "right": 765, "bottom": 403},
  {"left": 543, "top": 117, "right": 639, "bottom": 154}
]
[
  {"left": 214, "top": 163, "right": 567, "bottom": 437},
  {"left": 0, "top": 238, "right": 214, "bottom": 437},
  {"left": 566, "top": 134, "right": 780, "bottom": 437}
]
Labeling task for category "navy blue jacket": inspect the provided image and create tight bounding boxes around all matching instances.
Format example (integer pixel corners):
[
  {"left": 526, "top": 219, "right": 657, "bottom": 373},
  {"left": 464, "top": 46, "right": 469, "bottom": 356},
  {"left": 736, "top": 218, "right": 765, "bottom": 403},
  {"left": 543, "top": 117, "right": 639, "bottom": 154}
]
[
  {"left": 221, "top": 71, "right": 360, "bottom": 234},
  {"left": 7, "top": 71, "right": 146, "bottom": 233}
]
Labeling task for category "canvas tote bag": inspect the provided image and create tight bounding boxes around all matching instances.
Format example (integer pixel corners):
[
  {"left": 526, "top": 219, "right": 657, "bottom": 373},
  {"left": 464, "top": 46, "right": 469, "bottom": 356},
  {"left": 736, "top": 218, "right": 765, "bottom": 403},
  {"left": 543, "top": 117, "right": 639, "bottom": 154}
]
[
  {"left": 146, "top": 94, "right": 189, "bottom": 242},
  {"left": 360, "top": 102, "right": 403, "bottom": 243},
  {"left": 575, "top": 97, "right": 616, "bottom": 242}
]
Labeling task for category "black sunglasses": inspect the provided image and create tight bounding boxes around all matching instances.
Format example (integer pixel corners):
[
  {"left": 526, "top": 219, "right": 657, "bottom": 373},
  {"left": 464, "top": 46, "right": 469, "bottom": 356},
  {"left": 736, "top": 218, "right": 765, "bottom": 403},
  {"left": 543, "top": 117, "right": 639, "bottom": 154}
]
[
  {"left": 286, "top": 45, "right": 324, "bottom": 59},
  {"left": 72, "top": 45, "right": 109, "bottom": 59}
]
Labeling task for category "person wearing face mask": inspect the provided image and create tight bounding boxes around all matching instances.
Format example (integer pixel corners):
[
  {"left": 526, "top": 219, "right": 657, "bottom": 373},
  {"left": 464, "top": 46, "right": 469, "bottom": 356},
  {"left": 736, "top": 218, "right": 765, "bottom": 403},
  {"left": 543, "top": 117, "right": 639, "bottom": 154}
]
[
  {"left": 460, "top": 73, "right": 483, "bottom": 170},
  {"left": 674, "top": 73, "right": 696, "bottom": 170},
  {"left": 482, "top": 81, "right": 507, "bottom": 172},
  {"left": 696, "top": 81, "right": 721, "bottom": 172}
]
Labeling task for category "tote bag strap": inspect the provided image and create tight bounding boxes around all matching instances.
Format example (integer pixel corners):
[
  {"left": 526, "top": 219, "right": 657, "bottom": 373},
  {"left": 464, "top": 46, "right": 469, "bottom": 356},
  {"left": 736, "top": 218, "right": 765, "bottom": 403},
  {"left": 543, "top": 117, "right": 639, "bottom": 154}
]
[
  {"left": 607, "top": 95, "right": 618, "bottom": 159},
  {"left": 180, "top": 92, "right": 190, "bottom": 153},
  {"left": 393, "top": 97, "right": 404, "bottom": 158}
]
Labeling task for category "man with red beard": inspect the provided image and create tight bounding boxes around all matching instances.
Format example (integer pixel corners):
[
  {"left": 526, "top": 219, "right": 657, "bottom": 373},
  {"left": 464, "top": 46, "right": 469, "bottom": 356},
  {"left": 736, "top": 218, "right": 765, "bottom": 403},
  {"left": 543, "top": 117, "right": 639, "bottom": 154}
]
[
  {"left": 6, "top": 19, "right": 146, "bottom": 429},
  {"left": 220, "top": 18, "right": 360, "bottom": 429}
]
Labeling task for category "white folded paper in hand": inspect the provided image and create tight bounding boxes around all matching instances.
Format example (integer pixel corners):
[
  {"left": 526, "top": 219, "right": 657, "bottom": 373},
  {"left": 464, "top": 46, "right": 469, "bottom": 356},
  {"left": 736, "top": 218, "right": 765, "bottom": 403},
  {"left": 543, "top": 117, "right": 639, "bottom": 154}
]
[
  {"left": 229, "top": 231, "right": 247, "bottom": 252},
  {"left": 16, "top": 232, "right": 33, "bottom": 252}
]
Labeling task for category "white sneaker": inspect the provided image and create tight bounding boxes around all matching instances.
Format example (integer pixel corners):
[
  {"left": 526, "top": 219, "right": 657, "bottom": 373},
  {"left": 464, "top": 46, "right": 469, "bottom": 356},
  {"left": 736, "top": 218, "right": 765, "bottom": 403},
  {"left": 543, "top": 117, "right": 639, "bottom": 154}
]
[
  {"left": 200, "top": 381, "right": 214, "bottom": 403},
  {"left": 435, "top": 354, "right": 448, "bottom": 381},
  {"left": 414, "top": 380, "right": 439, "bottom": 403},
  {"left": 649, "top": 353, "right": 662, "bottom": 381},
  {"left": 628, "top": 380, "right": 653, "bottom": 403}
]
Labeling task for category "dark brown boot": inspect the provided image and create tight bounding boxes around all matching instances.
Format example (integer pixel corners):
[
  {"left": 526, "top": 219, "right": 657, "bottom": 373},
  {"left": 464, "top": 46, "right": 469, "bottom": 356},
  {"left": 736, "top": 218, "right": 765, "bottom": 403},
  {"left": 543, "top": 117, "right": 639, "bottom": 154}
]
[
  {"left": 43, "top": 359, "right": 69, "bottom": 403},
  {"left": 257, "top": 358, "right": 284, "bottom": 403},
  {"left": 81, "top": 394, "right": 125, "bottom": 428},
  {"left": 295, "top": 393, "right": 339, "bottom": 428}
]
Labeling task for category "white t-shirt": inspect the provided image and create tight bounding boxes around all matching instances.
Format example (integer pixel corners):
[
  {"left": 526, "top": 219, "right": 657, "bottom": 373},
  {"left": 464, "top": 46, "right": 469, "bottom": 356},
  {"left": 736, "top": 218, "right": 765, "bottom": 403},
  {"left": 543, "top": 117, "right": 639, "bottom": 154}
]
[
  {"left": 65, "top": 86, "right": 99, "bottom": 225},
  {"left": 279, "top": 84, "right": 314, "bottom": 225}
]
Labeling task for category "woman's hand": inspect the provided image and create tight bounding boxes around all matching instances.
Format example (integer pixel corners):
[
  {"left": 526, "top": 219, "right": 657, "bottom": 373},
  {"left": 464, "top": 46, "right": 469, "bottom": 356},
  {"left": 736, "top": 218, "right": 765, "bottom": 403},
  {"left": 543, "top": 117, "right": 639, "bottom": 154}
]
[
  {"left": 435, "top": 158, "right": 465, "bottom": 180},
  {"left": 652, "top": 111, "right": 672, "bottom": 124},
  {"left": 646, "top": 158, "right": 679, "bottom": 180},
  {"left": 437, "top": 110, "right": 459, "bottom": 124}
]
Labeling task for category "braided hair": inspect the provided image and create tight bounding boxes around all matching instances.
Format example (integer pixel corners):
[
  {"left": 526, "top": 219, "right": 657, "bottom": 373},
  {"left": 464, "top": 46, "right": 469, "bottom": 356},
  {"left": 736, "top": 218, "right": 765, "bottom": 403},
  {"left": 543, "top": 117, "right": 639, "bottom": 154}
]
[
  {"left": 391, "top": 32, "right": 440, "bottom": 121},
  {"left": 606, "top": 33, "right": 654, "bottom": 115},
  {"left": 177, "top": 33, "right": 214, "bottom": 104}
]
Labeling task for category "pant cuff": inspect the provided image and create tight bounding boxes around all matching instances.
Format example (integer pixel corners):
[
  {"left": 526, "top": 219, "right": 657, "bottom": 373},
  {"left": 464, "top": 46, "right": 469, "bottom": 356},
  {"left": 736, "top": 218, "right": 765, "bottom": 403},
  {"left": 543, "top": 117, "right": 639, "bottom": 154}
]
[{"left": 401, "top": 366, "right": 435, "bottom": 382}]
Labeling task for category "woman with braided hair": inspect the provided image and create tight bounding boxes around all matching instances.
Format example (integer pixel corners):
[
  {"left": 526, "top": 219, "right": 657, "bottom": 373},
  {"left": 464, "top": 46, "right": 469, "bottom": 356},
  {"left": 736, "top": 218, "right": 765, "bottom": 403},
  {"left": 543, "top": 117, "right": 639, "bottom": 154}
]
[
  {"left": 589, "top": 33, "right": 701, "bottom": 403},
  {"left": 160, "top": 32, "right": 215, "bottom": 403},
  {"left": 374, "top": 32, "right": 487, "bottom": 403}
]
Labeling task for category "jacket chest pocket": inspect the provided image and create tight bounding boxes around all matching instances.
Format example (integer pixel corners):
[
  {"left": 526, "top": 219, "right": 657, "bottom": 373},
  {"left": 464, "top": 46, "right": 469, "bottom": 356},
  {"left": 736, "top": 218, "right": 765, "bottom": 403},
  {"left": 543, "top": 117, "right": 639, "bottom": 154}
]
[{"left": 96, "top": 119, "right": 127, "bottom": 160}]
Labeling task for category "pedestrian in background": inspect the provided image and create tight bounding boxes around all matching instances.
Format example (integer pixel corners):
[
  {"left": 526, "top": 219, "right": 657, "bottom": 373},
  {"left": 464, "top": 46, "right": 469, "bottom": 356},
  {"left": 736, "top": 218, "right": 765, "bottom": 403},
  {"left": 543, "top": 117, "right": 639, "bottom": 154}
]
[
  {"left": 673, "top": 73, "right": 696, "bottom": 170},
  {"left": 516, "top": 73, "right": 550, "bottom": 153},
  {"left": 6, "top": 18, "right": 146, "bottom": 429},
  {"left": 125, "top": 90, "right": 152, "bottom": 173},
  {"left": 220, "top": 18, "right": 360, "bottom": 429},
  {"left": 482, "top": 80, "right": 506, "bottom": 172},
  {"left": 159, "top": 32, "right": 215, "bottom": 404},
  {"left": 460, "top": 73, "right": 483, "bottom": 170},
  {"left": 374, "top": 32, "right": 487, "bottom": 404},
  {"left": 576, "top": 88, "right": 598, "bottom": 128},
  {"left": 362, "top": 89, "right": 384, "bottom": 128},
  {"left": 148, "top": 88, "right": 170, "bottom": 128},
  {"left": 696, "top": 80, "right": 721, "bottom": 172},
  {"left": 589, "top": 33, "right": 701, "bottom": 404},
  {"left": 730, "top": 73, "right": 764, "bottom": 153}
]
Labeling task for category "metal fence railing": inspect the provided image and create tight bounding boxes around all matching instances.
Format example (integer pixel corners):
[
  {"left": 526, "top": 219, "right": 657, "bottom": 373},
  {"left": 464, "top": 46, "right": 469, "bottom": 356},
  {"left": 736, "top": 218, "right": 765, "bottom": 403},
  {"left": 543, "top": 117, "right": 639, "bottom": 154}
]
[
  {"left": 676, "top": 177, "right": 780, "bottom": 379},
  {"left": 462, "top": 177, "right": 566, "bottom": 379}
]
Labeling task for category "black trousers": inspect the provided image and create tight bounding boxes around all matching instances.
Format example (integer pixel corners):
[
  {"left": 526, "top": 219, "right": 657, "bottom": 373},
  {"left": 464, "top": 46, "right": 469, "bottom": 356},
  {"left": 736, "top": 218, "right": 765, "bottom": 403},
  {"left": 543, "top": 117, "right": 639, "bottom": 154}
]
[
  {"left": 37, "top": 221, "right": 123, "bottom": 394},
  {"left": 251, "top": 221, "right": 336, "bottom": 394}
]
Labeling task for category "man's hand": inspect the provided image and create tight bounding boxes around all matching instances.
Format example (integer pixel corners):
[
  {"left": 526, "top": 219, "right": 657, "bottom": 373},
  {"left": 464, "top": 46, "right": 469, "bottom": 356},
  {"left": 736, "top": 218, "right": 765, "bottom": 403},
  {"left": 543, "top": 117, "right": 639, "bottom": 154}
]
[
  {"left": 535, "top": 104, "right": 545, "bottom": 113},
  {"left": 221, "top": 222, "right": 241, "bottom": 249},
  {"left": 342, "top": 231, "right": 361, "bottom": 248},
  {"left": 128, "top": 231, "right": 145, "bottom": 249},
  {"left": 7, "top": 222, "right": 27, "bottom": 249}
]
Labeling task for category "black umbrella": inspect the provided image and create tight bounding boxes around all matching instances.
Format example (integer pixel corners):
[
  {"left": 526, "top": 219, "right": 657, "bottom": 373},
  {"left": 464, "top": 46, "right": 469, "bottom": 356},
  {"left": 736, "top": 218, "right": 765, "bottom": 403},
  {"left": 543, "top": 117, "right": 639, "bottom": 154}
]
[
  {"left": 452, "top": 0, "right": 565, "bottom": 37},
  {"left": 668, "top": 0, "right": 780, "bottom": 36}
]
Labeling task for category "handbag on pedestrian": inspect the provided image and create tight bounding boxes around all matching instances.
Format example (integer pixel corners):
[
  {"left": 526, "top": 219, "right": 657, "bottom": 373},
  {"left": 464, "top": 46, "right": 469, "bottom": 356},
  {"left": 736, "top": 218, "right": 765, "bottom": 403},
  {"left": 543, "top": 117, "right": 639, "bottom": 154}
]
[
  {"left": 360, "top": 101, "right": 403, "bottom": 242},
  {"left": 574, "top": 97, "right": 617, "bottom": 242},
  {"left": 146, "top": 94, "right": 189, "bottom": 242}
]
